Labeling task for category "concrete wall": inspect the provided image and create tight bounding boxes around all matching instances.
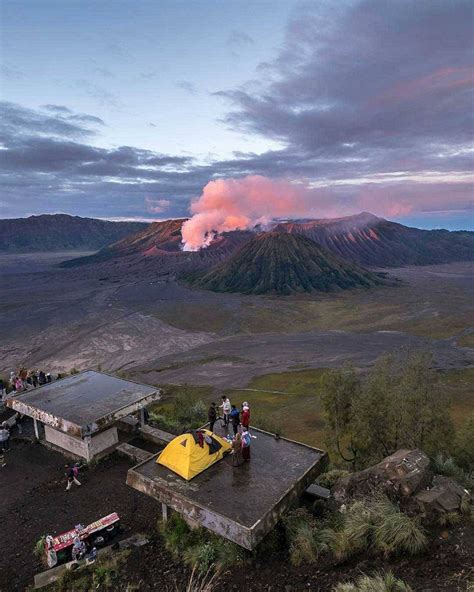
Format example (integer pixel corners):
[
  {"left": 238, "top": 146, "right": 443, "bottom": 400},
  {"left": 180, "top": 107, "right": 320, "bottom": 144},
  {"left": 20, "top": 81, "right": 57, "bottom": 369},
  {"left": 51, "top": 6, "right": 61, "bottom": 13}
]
[
  {"left": 44, "top": 425, "right": 118, "bottom": 461},
  {"left": 45, "top": 425, "right": 89, "bottom": 459},
  {"left": 89, "top": 427, "right": 118, "bottom": 458}
]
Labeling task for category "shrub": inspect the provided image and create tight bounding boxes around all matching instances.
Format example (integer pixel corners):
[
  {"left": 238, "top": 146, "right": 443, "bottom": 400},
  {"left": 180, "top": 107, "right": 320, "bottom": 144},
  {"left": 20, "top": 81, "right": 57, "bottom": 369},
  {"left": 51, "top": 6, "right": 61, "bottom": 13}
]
[
  {"left": 33, "top": 535, "right": 46, "bottom": 561},
  {"left": 432, "top": 454, "right": 465, "bottom": 482},
  {"left": 316, "top": 469, "right": 350, "bottom": 489},
  {"left": 184, "top": 541, "right": 219, "bottom": 576},
  {"left": 159, "top": 513, "right": 192, "bottom": 557},
  {"left": 333, "top": 571, "right": 413, "bottom": 592},
  {"left": 329, "top": 495, "right": 426, "bottom": 562},
  {"left": 374, "top": 512, "right": 427, "bottom": 557},
  {"left": 438, "top": 512, "right": 462, "bottom": 527}
]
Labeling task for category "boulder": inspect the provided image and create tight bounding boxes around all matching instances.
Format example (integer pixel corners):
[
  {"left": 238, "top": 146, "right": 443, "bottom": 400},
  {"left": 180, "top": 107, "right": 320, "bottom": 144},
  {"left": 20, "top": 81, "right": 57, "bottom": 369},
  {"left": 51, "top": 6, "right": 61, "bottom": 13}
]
[
  {"left": 414, "top": 475, "right": 471, "bottom": 515},
  {"left": 332, "top": 449, "right": 432, "bottom": 503}
]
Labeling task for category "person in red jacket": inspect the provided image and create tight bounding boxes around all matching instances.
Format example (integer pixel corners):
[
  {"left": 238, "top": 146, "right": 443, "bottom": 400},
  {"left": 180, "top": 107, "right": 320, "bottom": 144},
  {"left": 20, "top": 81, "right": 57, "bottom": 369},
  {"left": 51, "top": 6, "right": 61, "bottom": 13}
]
[{"left": 241, "top": 402, "right": 250, "bottom": 431}]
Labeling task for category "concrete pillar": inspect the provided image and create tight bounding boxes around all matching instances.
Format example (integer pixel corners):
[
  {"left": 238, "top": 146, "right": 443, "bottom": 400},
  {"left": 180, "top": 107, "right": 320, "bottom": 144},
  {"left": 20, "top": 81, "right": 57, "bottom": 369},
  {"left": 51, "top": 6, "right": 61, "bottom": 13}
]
[
  {"left": 140, "top": 407, "right": 145, "bottom": 428},
  {"left": 33, "top": 419, "right": 40, "bottom": 440},
  {"left": 161, "top": 503, "right": 168, "bottom": 522}
]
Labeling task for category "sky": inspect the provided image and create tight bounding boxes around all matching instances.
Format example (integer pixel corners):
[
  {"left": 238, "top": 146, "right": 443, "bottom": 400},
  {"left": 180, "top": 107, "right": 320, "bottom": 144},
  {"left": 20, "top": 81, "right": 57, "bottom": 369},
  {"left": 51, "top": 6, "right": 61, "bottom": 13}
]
[{"left": 1, "top": 0, "right": 473, "bottom": 230}]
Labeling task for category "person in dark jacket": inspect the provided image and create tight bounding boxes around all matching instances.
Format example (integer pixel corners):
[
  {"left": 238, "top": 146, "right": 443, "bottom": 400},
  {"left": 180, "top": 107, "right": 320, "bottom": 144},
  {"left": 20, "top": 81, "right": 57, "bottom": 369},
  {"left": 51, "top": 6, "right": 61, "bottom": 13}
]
[
  {"left": 230, "top": 405, "right": 240, "bottom": 436},
  {"left": 208, "top": 402, "right": 217, "bottom": 432},
  {"left": 65, "top": 463, "right": 81, "bottom": 490}
]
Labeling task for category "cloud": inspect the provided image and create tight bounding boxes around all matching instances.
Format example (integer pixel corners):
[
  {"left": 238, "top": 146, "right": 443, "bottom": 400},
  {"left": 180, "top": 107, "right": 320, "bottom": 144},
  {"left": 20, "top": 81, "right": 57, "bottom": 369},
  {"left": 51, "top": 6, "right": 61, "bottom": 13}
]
[
  {"left": 1, "top": 65, "right": 26, "bottom": 80},
  {"left": 145, "top": 197, "right": 171, "bottom": 213},
  {"left": 218, "top": 0, "right": 473, "bottom": 182},
  {"left": 175, "top": 80, "right": 197, "bottom": 95},
  {"left": 227, "top": 30, "right": 254, "bottom": 51}
]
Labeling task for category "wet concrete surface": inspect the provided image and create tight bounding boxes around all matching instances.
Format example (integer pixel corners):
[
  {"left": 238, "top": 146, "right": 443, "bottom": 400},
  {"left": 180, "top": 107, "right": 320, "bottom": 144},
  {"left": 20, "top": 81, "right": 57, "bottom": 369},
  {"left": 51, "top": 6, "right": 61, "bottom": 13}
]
[
  {"left": 8, "top": 370, "right": 158, "bottom": 430},
  {"left": 129, "top": 422, "right": 326, "bottom": 529}
]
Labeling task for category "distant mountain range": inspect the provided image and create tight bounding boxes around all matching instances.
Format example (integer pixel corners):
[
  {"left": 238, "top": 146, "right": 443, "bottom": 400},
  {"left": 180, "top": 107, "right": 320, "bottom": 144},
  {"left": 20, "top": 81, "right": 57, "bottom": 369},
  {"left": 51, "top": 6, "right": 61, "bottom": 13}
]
[
  {"left": 275, "top": 212, "right": 474, "bottom": 267},
  {"left": 188, "top": 232, "right": 386, "bottom": 295},
  {"left": 3, "top": 212, "right": 472, "bottom": 294},
  {"left": 0, "top": 214, "right": 148, "bottom": 253}
]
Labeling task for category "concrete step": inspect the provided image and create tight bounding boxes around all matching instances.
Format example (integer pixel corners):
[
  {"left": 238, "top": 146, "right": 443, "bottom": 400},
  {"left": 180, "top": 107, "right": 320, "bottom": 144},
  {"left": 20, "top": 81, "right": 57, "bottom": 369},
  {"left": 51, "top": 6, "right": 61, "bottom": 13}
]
[
  {"left": 116, "top": 442, "right": 153, "bottom": 464},
  {"left": 139, "top": 425, "right": 174, "bottom": 446},
  {"left": 117, "top": 415, "right": 139, "bottom": 433}
]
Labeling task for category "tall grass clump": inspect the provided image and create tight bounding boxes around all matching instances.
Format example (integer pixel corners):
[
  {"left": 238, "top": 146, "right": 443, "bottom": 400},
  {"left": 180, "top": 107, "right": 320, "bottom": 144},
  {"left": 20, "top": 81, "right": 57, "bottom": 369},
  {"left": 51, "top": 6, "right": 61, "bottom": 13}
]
[
  {"left": 282, "top": 507, "right": 333, "bottom": 566},
  {"left": 374, "top": 512, "right": 427, "bottom": 557},
  {"left": 333, "top": 571, "right": 413, "bottom": 592},
  {"left": 329, "top": 495, "right": 427, "bottom": 562},
  {"left": 159, "top": 513, "right": 247, "bottom": 575}
]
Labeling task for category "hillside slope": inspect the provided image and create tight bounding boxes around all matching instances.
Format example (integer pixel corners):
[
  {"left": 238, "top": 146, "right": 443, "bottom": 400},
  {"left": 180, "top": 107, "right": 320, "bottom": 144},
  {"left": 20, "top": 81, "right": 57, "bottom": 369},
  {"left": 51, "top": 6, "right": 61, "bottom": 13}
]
[
  {"left": 63, "top": 218, "right": 254, "bottom": 274},
  {"left": 275, "top": 212, "right": 474, "bottom": 267},
  {"left": 0, "top": 214, "right": 148, "bottom": 253},
  {"left": 189, "top": 232, "right": 386, "bottom": 295}
]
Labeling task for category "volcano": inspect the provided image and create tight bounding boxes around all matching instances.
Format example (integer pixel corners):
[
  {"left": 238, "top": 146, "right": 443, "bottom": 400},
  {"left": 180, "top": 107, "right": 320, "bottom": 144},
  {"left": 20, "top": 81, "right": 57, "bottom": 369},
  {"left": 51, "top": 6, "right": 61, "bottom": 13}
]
[
  {"left": 274, "top": 212, "right": 474, "bottom": 267},
  {"left": 188, "top": 232, "right": 385, "bottom": 295},
  {"left": 63, "top": 212, "right": 474, "bottom": 274},
  {"left": 63, "top": 218, "right": 253, "bottom": 273}
]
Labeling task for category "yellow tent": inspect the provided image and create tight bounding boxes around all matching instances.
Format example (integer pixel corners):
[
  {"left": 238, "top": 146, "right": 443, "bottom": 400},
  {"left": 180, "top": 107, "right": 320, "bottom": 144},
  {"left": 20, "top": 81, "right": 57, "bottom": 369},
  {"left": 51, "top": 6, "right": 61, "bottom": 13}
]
[{"left": 157, "top": 429, "right": 232, "bottom": 480}]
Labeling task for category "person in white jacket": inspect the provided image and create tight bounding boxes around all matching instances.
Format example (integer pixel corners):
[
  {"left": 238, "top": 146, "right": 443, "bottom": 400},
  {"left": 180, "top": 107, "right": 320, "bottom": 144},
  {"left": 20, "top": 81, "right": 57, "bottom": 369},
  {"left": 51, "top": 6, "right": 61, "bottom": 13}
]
[{"left": 219, "top": 395, "right": 231, "bottom": 428}]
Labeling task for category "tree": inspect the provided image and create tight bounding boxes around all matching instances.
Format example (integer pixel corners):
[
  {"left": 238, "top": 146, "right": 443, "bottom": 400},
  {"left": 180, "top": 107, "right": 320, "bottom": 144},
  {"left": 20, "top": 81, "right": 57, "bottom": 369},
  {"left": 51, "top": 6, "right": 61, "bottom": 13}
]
[{"left": 321, "top": 351, "right": 454, "bottom": 469}]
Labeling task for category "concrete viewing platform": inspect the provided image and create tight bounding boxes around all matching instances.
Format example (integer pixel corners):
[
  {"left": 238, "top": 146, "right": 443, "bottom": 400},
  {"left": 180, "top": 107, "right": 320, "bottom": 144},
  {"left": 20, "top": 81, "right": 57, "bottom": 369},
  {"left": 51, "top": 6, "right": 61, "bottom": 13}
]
[
  {"left": 7, "top": 370, "right": 160, "bottom": 461},
  {"left": 127, "top": 423, "right": 328, "bottom": 550}
]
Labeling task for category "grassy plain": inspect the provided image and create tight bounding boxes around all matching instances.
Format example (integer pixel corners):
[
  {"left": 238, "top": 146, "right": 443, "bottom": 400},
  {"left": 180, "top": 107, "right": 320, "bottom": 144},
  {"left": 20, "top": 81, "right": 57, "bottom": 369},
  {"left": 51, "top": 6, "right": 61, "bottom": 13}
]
[{"left": 148, "top": 366, "right": 473, "bottom": 449}]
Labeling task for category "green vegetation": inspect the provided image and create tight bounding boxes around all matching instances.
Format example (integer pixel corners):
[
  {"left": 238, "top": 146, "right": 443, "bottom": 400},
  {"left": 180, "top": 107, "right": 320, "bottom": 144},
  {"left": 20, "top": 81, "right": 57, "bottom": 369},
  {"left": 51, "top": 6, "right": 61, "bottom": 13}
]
[
  {"left": 321, "top": 352, "right": 454, "bottom": 468},
  {"left": 159, "top": 513, "right": 247, "bottom": 576},
  {"left": 283, "top": 495, "right": 427, "bottom": 568},
  {"left": 149, "top": 385, "right": 208, "bottom": 434},
  {"left": 189, "top": 233, "right": 384, "bottom": 295},
  {"left": 316, "top": 469, "right": 350, "bottom": 489},
  {"left": 33, "top": 535, "right": 46, "bottom": 563},
  {"left": 146, "top": 363, "right": 472, "bottom": 454},
  {"left": 333, "top": 571, "right": 412, "bottom": 592},
  {"left": 51, "top": 550, "right": 133, "bottom": 591}
]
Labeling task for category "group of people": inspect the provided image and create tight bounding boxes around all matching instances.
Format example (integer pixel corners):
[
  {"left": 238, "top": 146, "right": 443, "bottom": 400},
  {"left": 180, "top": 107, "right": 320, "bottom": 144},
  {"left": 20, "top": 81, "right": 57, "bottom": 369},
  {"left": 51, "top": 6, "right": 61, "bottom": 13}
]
[
  {"left": 208, "top": 396, "right": 252, "bottom": 465},
  {"left": 0, "top": 367, "right": 53, "bottom": 400}
]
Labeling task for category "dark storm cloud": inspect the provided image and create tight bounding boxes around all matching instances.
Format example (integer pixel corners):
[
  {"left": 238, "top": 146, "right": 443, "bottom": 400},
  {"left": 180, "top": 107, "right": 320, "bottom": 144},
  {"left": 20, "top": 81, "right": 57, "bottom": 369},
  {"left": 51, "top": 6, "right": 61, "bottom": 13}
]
[
  {"left": 0, "top": 102, "right": 208, "bottom": 218},
  {"left": 218, "top": 0, "right": 473, "bottom": 178}
]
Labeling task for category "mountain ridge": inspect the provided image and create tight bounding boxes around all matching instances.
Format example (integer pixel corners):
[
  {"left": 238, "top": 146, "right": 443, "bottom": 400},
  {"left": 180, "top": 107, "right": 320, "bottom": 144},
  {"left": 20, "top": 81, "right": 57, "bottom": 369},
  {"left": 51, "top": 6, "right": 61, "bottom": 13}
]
[{"left": 0, "top": 214, "right": 149, "bottom": 253}]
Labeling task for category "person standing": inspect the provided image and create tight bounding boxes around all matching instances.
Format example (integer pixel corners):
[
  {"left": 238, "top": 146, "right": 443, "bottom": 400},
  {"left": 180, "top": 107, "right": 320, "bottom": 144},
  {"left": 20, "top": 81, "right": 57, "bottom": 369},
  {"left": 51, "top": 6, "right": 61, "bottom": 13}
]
[
  {"left": 0, "top": 421, "right": 10, "bottom": 452},
  {"left": 230, "top": 405, "right": 240, "bottom": 436},
  {"left": 65, "top": 463, "right": 81, "bottom": 490},
  {"left": 232, "top": 432, "right": 243, "bottom": 466},
  {"left": 241, "top": 403, "right": 250, "bottom": 431},
  {"left": 241, "top": 428, "right": 251, "bottom": 462},
  {"left": 0, "top": 423, "right": 9, "bottom": 453},
  {"left": 219, "top": 395, "right": 231, "bottom": 429},
  {"left": 208, "top": 402, "right": 217, "bottom": 432},
  {"left": 15, "top": 413, "right": 24, "bottom": 435}
]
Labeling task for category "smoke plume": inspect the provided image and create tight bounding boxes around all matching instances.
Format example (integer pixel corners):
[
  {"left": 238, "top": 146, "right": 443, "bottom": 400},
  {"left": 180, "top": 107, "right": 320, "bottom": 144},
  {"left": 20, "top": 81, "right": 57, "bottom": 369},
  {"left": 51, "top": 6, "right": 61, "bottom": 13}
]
[{"left": 181, "top": 175, "right": 325, "bottom": 251}]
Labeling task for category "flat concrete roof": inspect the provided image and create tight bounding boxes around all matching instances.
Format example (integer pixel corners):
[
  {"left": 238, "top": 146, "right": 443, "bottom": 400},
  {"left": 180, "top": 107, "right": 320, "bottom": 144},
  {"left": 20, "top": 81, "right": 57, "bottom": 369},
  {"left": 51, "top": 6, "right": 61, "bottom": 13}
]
[
  {"left": 7, "top": 370, "right": 160, "bottom": 437},
  {"left": 127, "top": 423, "right": 328, "bottom": 549}
]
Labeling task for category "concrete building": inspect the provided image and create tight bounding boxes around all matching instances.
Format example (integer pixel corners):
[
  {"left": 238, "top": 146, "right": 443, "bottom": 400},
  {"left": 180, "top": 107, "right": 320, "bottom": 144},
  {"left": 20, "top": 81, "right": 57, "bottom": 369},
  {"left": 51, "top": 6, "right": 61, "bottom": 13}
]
[
  {"left": 127, "top": 425, "right": 328, "bottom": 550},
  {"left": 7, "top": 370, "right": 160, "bottom": 461}
]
